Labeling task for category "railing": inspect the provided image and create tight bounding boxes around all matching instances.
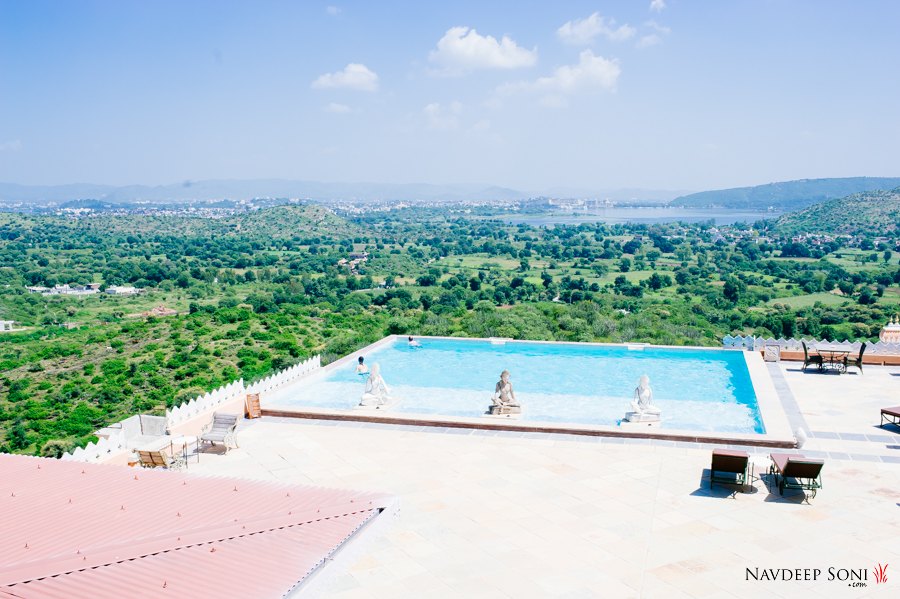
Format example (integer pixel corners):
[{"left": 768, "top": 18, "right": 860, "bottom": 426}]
[
  {"left": 60, "top": 355, "right": 322, "bottom": 462},
  {"left": 722, "top": 335, "right": 900, "bottom": 355}
]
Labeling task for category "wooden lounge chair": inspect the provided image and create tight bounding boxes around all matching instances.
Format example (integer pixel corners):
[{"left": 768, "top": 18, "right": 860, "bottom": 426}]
[
  {"left": 842, "top": 342, "right": 866, "bottom": 374},
  {"left": 769, "top": 453, "right": 824, "bottom": 499},
  {"left": 801, "top": 341, "right": 823, "bottom": 372},
  {"left": 710, "top": 449, "right": 749, "bottom": 490},
  {"left": 200, "top": 412, "right": 239, "bottom": 453},
  {"left": 137, "top": 449, "right": 185, "bottom": 470},
  {"left": 880, "top": 406, "right": 900, "bottom": 430}
]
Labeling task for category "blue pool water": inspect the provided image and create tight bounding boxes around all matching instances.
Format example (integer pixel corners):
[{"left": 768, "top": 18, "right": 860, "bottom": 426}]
[{"left": 270, "top": 337, "right": 765, "bottom": 434}]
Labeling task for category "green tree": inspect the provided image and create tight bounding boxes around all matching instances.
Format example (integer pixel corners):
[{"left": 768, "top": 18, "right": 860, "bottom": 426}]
[{"left": 8, "top": 420, "right": 29, "bottom": 450}]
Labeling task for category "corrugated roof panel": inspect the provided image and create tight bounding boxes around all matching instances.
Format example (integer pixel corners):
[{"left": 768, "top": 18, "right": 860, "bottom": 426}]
[{"left": 0, "top": 454, "right": 391, "bottom": 599}]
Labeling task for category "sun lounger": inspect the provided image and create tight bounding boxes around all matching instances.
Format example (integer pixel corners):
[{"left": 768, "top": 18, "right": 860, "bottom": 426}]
[
  {"left": 137, "top": 449, "right": 185, "bottom": 470},
  {"left": 769, "top": 453, "right": 824, "bottom": 499},
  {"left": 880, "top": 406, "right": 900, "bottom": 429},
  {"left": 200, "top": 412, "right": 239, "bottom": 453},
  {"left": 709, "top": 449, "right": 750, "bottom": 490}
]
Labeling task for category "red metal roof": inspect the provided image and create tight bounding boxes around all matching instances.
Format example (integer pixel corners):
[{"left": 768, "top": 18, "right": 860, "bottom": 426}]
[{"left": 0, "top": 454, "right": 391, "bottom": 598}]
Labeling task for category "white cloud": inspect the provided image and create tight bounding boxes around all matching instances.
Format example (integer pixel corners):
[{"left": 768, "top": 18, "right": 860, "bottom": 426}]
[
  {"left": 0, "top": 140, "right": 22, "bottom": 152},
  {"left": 637, "top": 21, "right": 671, "bottom": 48},
  {"left": 557, "top": 13, "right": 635, "bottom": 45},
  {"left": 499, "top": 50, "right": 620, "bottom": 105},
  {"left": 650, "top": 0, "right": 666, "bottom": 12},
  {"left": 428, "top": 26, "right": 537, "bottom": 74},
  {"left": 646, "top": 21, "right": 671, "bottom": 34},
  {"left": 423, "top": 101, "right": 463, "bottom": 130},
  {"left": 311, "top": 63, "right": 379, "bottom": 91},
  {"left": 326, "top": 6, "right": 341, "bottom": 16},
  {"left": 324, "top": 102, "right": 351, "bottom": 113},
  {"left": 637, "top": 34, "right": 662, "bottom": 48}
]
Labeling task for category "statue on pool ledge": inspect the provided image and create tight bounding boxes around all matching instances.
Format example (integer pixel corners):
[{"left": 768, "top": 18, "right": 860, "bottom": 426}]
[
  {"left": 623, "top": 375, "right": 661, "bottom": 424},
  {"left": 359, "top": 363, "right": 392, "bottom": 408},
  {"left": 487, "top": 370, "right": 521, "bottom": 416}
]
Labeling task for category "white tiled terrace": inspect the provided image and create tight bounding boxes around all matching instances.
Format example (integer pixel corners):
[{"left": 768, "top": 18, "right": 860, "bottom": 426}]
[{"left": 190, "top": 363, "right": 900, "bottom": 598}]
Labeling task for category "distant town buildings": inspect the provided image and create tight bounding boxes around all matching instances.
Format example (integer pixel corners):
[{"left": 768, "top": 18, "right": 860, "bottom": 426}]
[
  {"left": 104, "top": 285, "right": 139, "bottom": 295},
  {"left": 26, "top": 283, "right": 143, "bottom": 296},
  {"left": 338, "top": 251, "right": 369, "bottom": 273},
  {"left": 26, "top": 283, "right": 100, "bottom": 296}
]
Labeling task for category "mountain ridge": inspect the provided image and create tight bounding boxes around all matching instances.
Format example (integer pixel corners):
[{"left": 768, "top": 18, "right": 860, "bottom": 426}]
[{"left": 669, "top": 177, "right": 900, "bottom": 210}]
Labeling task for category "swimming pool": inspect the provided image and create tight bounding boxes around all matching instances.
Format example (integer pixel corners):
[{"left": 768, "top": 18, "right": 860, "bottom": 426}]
[{"left": 268, "top": 337, "right": 766, "bottom": 434}]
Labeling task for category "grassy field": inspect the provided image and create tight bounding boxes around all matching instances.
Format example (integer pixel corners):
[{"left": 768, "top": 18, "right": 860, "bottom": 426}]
[{"left": 766, "top": 292, "right": 850, "bottom": 308}]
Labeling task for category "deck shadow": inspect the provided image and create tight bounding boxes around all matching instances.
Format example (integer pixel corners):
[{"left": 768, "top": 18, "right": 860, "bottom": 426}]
[
  {"left": 762, "top": 491, "right": 813, "bottom": 505},
  {"left": 692, "top": 469, "right": 760, "bottom": 498},
  {"left": 757, "top": 473, "right": 816, "bottom": 504}
]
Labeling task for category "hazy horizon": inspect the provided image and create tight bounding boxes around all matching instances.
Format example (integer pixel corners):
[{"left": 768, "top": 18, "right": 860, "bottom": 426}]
[{"left": 2, "top": 1, "right": 899, "bottom": 190}]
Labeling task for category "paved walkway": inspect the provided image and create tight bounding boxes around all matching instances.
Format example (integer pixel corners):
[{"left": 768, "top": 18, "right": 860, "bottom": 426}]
[
  {"left": 779, "top": 362, "right": 900, "bottom": 462},
  {"left": 185, "top": 362, "right": 900, "bottom": 598}
]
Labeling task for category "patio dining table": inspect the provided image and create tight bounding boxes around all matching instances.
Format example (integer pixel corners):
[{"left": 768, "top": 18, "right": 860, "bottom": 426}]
[
  {"left": 812, "top": 343, "right": 850, "bottom": 373},
  {"left": 136, "top": 435, "right": 199, "bottom": 466}
]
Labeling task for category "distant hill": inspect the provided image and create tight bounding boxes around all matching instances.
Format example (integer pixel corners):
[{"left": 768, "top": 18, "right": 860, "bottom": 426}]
[
  {"left": 669, "top": 177, "right": 900, "bottom": 210},
  {"left": 230, "top": 205, "right": 353, "bottom": 238},
  {"left": 772, "top": 187, "right": 900, "bottom": 235},
  {"left": 2, "top": 204, "right": 360, "bottom": 241}
]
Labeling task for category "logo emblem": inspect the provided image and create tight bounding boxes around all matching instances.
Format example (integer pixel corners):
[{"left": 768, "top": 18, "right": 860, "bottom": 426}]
[{"left": 873, "top": 563, "right": 888, "bottom": 584}]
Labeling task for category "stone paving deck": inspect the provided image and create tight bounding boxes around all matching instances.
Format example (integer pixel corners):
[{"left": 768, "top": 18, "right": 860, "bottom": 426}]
[{"left": 188, "top": 362, "right": 899, "bottom": 598}]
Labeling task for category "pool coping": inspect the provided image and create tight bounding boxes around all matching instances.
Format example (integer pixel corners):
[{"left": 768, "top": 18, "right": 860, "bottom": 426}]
[{"left": 263, "top": 335, "right": 798, "bottom": 449}]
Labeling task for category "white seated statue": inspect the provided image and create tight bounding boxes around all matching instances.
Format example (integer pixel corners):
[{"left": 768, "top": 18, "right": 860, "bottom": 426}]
[
  {"left": 360, "top": 363, "right": 391, "bottom": 408},
  {"left": 488, "top": 370, "right": 521, "bottom": 415},
  {"left": 624, "top": 375, "right": 661, "bottom": 423}
]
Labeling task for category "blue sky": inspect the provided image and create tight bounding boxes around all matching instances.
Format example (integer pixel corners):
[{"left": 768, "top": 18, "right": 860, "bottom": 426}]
[{"left": 1, "top": 0, "right": 899, "bottom": 192}]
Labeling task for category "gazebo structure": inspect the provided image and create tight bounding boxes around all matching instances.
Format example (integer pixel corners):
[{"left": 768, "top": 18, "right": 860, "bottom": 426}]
[{"left": 880, "top": 315, "right": 900, "bottom": 343}]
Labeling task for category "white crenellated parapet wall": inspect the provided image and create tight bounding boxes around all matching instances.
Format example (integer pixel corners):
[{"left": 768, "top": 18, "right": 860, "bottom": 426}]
[
  {"left": 60, "top": 429, "right": 128, "bottom": 462},
  {"left": 165, "top": 379, "right": 247, "bottom": 428},
  {"left": 60, "top": 355, "right": 322, "bottom": 463},
  {"left": 245, "top": 355, "right": 321, "bottom": 396},
  {"left": 722, "top": 335, "right": 900, "bottom": 355}
]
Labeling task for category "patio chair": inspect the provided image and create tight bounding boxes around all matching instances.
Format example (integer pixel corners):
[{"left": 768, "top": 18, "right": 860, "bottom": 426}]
[
  {"left": 842, "top": 342, "right": 866, "bottom": 374},
  {"left": 801, "top": 341, "right": 823, "bottom": 372},
  {"left": 137, "top": 449, "right": 185, "bottom": 470},
  {"left": 709, "top": 449, "right": 749, "bottom": 490},
  {"left": 880, "top": 406, "right": 900, "bottom": 430},
  {"left": 200, "top": 412, "right": 239, "bottom": 453},
  {"left": 769, "top": 453, "right": 824, "bottom": 499}
]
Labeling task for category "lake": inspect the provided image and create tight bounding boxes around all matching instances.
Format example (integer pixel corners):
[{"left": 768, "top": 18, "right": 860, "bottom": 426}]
[{"left": 504, "top": 207, "right": 779, "bottom": 226}]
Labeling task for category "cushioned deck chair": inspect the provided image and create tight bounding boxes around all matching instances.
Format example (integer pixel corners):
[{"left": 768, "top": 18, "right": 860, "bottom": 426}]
[
  {"left": 137, "top": 449, "right": 185, "bottom": 470},
  {"left": 801, "top": 341, "right": 823, "bottom": 372},
  {"left": 843, "top": 342, "right": 866, "bottom": 374},
  {"left": 710, "top": 449, "right": 750, "bottom": 490},
  {"left": 769, "top": 453, "right": 824, "bottom": 499},
  {"left": 200, "top": 412, "right": 239, "bottom": 453},
  {"left": 880, "top": 406, "right": 900, "bottom": 430}
]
